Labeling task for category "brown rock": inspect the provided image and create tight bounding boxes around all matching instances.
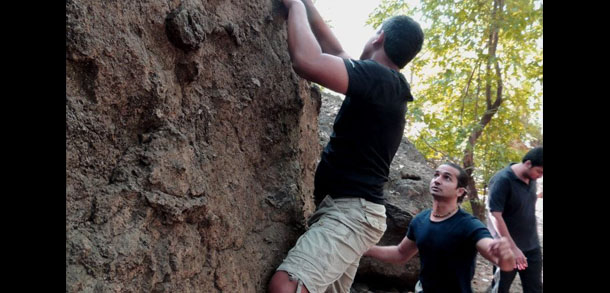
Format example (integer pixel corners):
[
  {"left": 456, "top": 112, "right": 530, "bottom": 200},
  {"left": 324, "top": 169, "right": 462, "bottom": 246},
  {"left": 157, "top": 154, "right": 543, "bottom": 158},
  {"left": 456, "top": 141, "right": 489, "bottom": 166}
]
[
  {"left": 67, "top": 0, "right": 319, "bottom": 292},
  {"left": 165, "top": 7, "right": 207, "bottom": 52}
]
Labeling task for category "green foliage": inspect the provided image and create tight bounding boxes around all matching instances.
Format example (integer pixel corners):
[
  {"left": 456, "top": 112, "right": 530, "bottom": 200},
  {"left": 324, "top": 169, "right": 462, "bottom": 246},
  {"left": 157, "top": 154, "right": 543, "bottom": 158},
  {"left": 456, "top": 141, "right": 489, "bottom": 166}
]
[
  {"left": 369, "top": 0, "right": 542, "bottom": 195},
  {"left": 460, "top": 198, "right": 486, "bottom": 219},
  {"left": 367, "top": 0, "right": 414, "bottom": 29},
  {"left": 460, "top": 200, "right": 473, "bottom": 215}
]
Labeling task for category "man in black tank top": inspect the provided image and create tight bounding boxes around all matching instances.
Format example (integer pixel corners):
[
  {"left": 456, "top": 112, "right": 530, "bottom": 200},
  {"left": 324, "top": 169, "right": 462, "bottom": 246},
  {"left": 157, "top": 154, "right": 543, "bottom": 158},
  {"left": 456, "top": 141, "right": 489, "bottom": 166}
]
[{"left": 270, "top": 1, "right": 424, "bottom": 292}]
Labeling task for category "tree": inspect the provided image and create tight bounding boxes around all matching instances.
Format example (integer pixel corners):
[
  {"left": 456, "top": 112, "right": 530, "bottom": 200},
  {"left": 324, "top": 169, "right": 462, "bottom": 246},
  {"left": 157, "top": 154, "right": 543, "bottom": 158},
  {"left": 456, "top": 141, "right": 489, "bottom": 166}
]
[{"left": 368, "top": 0, "right": 543, "bottom": 220}]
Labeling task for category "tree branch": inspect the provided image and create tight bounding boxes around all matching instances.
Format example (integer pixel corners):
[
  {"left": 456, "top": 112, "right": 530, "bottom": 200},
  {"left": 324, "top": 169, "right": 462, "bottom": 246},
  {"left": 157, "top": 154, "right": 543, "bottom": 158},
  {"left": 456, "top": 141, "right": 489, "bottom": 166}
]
[
  {"left": 422, "top": 137, "right": 454, "bottom": 162},
  {"left": 460, "top": 59, "right": 481, "bottom": 126}
]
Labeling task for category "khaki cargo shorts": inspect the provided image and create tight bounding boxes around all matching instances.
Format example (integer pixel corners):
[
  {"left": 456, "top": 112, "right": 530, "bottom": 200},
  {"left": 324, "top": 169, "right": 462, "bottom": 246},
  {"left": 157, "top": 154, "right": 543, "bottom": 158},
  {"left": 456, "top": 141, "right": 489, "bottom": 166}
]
[{"left": 276, "top": 195, "right": 387, "bottom": 293}]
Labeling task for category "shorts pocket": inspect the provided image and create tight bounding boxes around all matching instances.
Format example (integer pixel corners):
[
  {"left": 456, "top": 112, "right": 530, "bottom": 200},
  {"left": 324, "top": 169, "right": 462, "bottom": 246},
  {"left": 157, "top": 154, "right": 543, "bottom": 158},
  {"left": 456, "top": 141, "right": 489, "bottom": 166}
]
[
  {"left": 319, "top": 216, "right": 351, "bottom": 237},
  {"left": 364, "top": 212, "right": 387, "bottom": 233}
]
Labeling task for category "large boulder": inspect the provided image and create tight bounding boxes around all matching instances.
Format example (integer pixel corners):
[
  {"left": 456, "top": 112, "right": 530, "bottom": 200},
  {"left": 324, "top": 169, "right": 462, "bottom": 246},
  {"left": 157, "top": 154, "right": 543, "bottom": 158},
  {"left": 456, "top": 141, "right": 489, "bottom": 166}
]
[
  {"left": 66, "top": 1, "right": 321, "bottom": 292},
  {"left": 317, "top": 91, "right": 434, "bottom": 292}
]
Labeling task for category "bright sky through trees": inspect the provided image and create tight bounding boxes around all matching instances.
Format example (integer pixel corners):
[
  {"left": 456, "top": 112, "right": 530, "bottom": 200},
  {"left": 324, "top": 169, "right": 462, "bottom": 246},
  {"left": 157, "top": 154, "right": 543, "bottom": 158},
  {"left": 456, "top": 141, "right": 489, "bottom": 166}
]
[{"left": 314, "top": 0, "right": 386, "bottom": 59}]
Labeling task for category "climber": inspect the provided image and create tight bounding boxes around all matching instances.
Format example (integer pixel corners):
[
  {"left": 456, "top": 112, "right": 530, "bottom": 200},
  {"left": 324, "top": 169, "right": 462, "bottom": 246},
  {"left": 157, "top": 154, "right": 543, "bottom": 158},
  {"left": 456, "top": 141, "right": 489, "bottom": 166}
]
[{"left": 268, "top": 0, "right": 424, "bottom": 292}]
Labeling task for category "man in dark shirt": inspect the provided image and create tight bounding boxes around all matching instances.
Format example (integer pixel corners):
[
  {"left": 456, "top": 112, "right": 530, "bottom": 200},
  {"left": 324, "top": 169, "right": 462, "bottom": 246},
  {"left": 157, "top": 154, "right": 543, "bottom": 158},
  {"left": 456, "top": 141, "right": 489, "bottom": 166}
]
[
  {"left": 487, "top": 147, "right": 543, "bottom": 293},
  {"left": 269, "top": 1, "right": 424, "bottom": 292},
  {"left": 364, "top": 163, "right": 515, "bottom": 293}
]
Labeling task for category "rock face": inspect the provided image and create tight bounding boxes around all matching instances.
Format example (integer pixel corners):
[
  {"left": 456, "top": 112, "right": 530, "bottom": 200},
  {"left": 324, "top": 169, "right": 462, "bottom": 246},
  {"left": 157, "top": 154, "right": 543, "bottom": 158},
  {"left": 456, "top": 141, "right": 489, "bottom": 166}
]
[
  {"left": 66, "top": 1, "right": 321, "bottom": 292},
  {"left": 66, "top": 0, "right": 433, "bottom": 292},
  {"left": 318, "top": 92, "right": 434, "bottom": 292}
]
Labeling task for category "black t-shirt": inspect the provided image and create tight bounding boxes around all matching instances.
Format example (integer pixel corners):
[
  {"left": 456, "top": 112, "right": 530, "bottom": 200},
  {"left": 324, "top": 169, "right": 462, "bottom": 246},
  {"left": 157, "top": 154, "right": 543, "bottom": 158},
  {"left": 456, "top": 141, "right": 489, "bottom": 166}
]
[
  {"left": 407, "top": 209, "right": 492, "bottom": 293},
  {"left": 313, "top": 59, "right": 413, "bottom": 204},
  {"left": 488, "top": 164, "right": 540, "bottom": 251}
]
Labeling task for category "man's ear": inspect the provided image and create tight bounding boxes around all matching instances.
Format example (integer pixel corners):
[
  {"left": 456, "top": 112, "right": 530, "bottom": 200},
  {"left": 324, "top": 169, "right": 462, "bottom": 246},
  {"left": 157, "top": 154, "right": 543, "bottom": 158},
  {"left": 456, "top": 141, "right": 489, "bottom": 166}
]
[
  {"left": 457, "top": 187, "right": 467, "bottom": 197},
  {"left": 373, "top": 30, "right": 385, "bottom": 46}
]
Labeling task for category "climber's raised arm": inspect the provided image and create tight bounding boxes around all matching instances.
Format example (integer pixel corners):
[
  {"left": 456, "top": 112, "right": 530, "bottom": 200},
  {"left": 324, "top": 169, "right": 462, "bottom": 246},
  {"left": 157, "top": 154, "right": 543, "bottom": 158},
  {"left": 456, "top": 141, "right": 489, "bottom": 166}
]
[
  {"left": 281, "top": 0, "right": 348, "bottom": 94},
  {"left": 300, "top": 0, "right": 350, "bottom": 59}
]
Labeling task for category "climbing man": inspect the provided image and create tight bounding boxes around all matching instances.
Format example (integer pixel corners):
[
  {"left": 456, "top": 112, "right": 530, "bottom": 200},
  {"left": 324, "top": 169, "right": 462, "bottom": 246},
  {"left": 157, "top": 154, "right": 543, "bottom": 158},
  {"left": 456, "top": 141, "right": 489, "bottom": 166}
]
[{"left": 268, "top": 0, "right": 424, "bottom": 292}]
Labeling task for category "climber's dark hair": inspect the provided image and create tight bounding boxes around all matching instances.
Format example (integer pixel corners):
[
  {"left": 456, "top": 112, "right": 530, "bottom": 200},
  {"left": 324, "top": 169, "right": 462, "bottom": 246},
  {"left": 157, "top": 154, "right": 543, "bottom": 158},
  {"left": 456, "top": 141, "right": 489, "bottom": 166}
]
[{"left": 381, "top": 15, "right": 424, "bottom": 69}]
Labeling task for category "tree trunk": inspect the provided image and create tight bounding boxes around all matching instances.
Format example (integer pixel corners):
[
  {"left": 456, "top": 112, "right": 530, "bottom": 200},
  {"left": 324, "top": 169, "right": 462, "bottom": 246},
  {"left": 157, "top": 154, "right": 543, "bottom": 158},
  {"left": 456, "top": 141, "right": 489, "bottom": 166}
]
[
  {"left": 466, "top": 171, "right": 485, "bottom": 220},
  {"left": 463, "top": 0, "right": 504, "bottom": 221}
]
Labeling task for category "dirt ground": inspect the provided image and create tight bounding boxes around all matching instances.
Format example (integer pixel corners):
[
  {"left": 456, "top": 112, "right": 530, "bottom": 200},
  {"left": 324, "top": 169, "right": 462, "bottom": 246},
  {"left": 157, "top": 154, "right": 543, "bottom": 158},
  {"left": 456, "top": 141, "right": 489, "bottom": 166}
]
[{"left": 470, "top": 198, "right": 543, "bottom": 293}]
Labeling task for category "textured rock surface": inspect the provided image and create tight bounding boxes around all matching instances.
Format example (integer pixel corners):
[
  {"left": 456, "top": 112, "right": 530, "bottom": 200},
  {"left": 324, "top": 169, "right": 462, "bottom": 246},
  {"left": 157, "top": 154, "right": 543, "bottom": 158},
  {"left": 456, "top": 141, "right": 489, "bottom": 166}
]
[
  {"left": 66, "top": 0, "right": 321, "bottom": 292},
  {"left": 318, "top": 91, "right": 434, "bottom": 292},
  {"left": 165, "top": 7, "right": 208, "bottom": 52}
]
